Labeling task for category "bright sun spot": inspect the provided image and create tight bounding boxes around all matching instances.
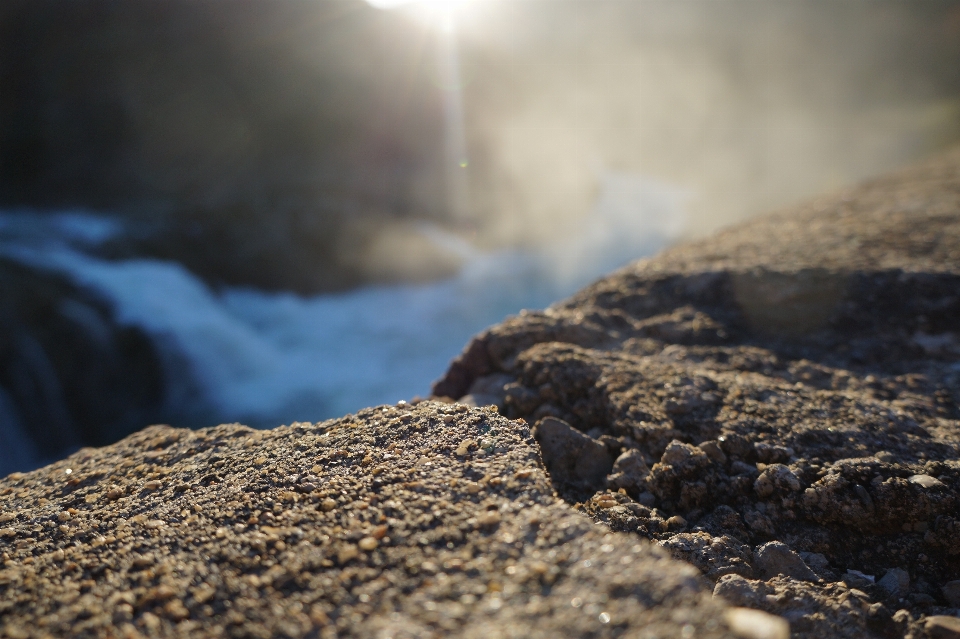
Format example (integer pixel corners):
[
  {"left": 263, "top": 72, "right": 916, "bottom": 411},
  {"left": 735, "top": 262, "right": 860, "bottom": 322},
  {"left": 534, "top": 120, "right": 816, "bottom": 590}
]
[
  {"left": 365, "top": 0, "right": 475, "bottom": 17},
  {"left": 365, "top": 0, "right": 484, "bottom": 36}
]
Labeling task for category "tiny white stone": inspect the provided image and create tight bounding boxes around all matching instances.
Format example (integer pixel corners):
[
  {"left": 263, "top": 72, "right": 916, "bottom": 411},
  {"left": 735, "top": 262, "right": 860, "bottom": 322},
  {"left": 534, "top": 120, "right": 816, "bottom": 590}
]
[
  {"left": 724, "top": 607, "right": 789, "bottom": 639},
  {"left": 909, "top": 474, "right": 945, "bottom": 489}
]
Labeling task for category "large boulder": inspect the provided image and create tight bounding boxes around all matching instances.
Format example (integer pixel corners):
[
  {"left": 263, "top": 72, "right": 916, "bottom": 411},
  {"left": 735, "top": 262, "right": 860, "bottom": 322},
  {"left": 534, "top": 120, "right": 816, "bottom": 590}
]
[{"left": 435, "top": 146, "right": 960, "bottom": 638}]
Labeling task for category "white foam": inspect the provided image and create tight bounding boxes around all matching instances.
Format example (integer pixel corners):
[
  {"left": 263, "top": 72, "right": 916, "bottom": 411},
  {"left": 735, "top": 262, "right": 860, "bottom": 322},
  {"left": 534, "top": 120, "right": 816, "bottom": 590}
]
[{"left": 0, "top": 172, "right": 686, "bottom": 428}]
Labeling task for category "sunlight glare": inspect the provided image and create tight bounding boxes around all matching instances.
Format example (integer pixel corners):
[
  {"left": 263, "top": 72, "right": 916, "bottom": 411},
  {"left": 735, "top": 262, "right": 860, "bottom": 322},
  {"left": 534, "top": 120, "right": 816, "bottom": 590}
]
[
  {"left": 364, "top": 0, "right": 476, "bottom": 221},
  {"left": 365, "top": 0, "right": 471, "bottom": 10},
  {"left": 365, "top": 0, "right": 478, "bottom": 26}
]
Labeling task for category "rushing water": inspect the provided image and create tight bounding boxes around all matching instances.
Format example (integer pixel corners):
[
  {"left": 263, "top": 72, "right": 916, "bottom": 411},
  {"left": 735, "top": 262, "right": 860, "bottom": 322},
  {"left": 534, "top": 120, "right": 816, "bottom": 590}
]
[{"left": 0, "top": 172, "right": 685, "bottom": 466}]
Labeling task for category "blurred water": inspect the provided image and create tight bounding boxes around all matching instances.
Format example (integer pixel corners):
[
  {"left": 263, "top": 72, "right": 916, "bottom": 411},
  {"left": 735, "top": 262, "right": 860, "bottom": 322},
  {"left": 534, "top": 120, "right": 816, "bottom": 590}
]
[{"left": 0, "top": 172, "right": 685, "bottom": 430}]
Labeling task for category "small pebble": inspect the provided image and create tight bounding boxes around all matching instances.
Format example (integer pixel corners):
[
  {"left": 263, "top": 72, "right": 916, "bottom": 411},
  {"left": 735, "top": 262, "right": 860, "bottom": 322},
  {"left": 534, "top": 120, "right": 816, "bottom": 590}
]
[
  {"left": 338, "top": 545, "right": 359, "bottom": 564},
  {"left": 908, "top": 474, "right": 945, "bottom": 489},
  {"left": 596, "top": 497, "right": 618, "bottom": 509},
  {"left": 165, "top": 599, "right": 190, "bottom": 621},
  {"left": 724, "top": 607, "right": 790, "bottom": 639},
  {"left": 143, "top": 480, "right": 162, "bottom": 491},
  {"left": 698, "top": 440, "right": 727, "bottom": 463},
  {"left": 321, "top": 498, "right": 337, "bottom": 512},
  {"left": 478, "top": 512, "right": 501, "bottom": 527},
  {"left": 755, "top": 542, "right": 818, "bottom": 582},
  {"left": 358, "top": 537, "right": 378, "bottom": 551}
]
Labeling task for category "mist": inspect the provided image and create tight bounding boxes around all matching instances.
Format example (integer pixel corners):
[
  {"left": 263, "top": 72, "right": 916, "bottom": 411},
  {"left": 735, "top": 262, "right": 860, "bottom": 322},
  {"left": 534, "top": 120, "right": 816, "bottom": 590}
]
[
  {"left": 430, "top": 0, "right": 960, "bottom": 249},
  {"left": 3, "top": 0, "right": 959, "bottom": 279},
  {"left": 2, "top": 0, "right": 960, "bottom": 473}
]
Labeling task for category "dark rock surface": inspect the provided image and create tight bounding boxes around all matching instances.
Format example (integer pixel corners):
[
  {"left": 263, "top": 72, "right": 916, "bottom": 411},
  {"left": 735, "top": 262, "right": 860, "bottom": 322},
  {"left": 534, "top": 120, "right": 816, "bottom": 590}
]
[
  {"left": 0, "top": 258, "right": 166, "bottom": 473},
  {"left": 434, "top": 147, "right": 960, "bottom": 637}
]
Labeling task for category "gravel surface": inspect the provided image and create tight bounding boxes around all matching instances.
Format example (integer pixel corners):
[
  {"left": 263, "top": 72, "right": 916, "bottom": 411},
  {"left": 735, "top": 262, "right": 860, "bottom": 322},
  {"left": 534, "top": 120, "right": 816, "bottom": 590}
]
[{"left": 0, "top": 405, "right": 733, "bottom": 638}]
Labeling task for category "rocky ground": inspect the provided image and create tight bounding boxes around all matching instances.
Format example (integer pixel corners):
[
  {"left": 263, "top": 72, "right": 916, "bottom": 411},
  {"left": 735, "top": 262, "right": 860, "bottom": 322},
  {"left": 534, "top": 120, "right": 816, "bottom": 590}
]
[
  {"left": 3, "top": 147, "right": 960, "bottom": 638},
  {"left": 0, "top": 409, "right": 741, "bottom": 639},
  {"left": 434, "top": 146, "right": 960, "bottom": 638}
]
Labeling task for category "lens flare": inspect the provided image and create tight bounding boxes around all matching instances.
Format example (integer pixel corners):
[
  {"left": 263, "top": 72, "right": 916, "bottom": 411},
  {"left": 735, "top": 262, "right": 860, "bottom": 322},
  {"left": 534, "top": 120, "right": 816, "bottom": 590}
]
[
  {"left": 365, "top": 0, "right": 472, "bottom": 12},
  {"left": 365, "top": 0, "right": 477, "bottom": 221},
  {"left": 365, "top": 0, "right": 481, "bottom": 28}
]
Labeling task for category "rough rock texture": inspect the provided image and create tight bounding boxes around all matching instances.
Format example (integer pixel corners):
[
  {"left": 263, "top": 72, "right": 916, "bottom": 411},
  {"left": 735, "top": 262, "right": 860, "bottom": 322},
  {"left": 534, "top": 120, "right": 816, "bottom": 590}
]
[
  {"left": 0, "top": 407, "right": 732, "bottom": 638},
  {"left": 532, "top": 417, "right": 613, "bottom": 489},
  {"left": 5, "top": 147, "right": 960, "bottom": 638},
  {"left": 433, "top": 146, "right": 960, "bottom": 638}
]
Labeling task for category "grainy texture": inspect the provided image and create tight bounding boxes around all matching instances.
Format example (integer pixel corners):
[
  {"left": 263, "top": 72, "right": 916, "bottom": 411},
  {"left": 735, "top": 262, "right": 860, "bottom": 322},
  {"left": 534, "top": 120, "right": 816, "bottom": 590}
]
[
  {"left": 0, "top": 405, "right": 730, "bottom": 638},
  {"left": 5, "top": 147, "right": 960, "bottom": 639},
  {"left": 436, "top": 147, "right": 960, "bottom": 638}
]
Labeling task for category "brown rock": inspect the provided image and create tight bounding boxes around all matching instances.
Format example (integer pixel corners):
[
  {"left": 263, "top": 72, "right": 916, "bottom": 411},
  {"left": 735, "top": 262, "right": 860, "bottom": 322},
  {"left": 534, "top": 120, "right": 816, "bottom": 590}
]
[
  {"left": 533, "top": 416, "right": 613, "bottom": 487},
  {"left": 0, "top": 408, "right": 726, "bottom": 638},
  {"left": 754, "top": 542, "right": 818, "bottom": 582},
  {"left": 724, "top": 607, "right": 790, "bottom": 639},
  {"left": 926, "top": 616, "right": 960, "bottom": 639},
  {"left": 606, "top": 448, "right": 650, "bottom": 493}
]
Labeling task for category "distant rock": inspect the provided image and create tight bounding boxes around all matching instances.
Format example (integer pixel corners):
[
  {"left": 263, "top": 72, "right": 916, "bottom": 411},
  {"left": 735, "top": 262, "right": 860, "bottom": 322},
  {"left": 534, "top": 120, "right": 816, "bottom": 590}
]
[{"left": 0, "top": 258, "right": 165, "bottom": 475}]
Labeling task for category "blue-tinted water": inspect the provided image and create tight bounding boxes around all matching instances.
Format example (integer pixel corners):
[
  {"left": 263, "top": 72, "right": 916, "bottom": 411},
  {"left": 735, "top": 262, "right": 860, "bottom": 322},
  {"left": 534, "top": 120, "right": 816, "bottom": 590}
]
[{"left": 0, "top": 172, "right": 686, "bottom": 471}]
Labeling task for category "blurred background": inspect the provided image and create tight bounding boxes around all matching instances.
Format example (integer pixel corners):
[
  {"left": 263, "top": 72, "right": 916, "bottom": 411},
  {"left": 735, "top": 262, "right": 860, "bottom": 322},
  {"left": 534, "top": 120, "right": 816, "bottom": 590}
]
[{"left": 1, "top": 0, "right": 959, "bottom": 474}]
